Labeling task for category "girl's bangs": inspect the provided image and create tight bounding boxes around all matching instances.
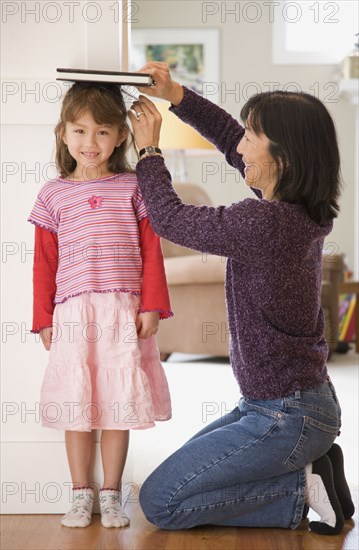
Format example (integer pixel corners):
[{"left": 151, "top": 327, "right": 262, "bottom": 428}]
[{"left": 62, "top": 87, "right": 126, "bottom": 125}]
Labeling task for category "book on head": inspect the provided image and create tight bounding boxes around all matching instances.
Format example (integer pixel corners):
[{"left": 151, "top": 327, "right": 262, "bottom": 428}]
[{"left": 56, "top": 68, "right": 154, "bottom": 86}]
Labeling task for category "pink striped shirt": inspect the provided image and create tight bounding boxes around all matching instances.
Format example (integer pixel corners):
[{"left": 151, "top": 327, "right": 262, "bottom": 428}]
[{"left": 28, "top": 173, "right": 148, "bottom": 304}]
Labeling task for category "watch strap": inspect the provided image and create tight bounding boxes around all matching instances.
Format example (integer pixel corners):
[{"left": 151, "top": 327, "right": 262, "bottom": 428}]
[{"left": 139, "top": 146, "right": 162, "bottom": 157}]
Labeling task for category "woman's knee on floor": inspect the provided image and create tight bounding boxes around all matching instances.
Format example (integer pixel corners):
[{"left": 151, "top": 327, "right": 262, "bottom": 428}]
[{"left": 139, "top": 475, "right": 178, "bottom": 529}]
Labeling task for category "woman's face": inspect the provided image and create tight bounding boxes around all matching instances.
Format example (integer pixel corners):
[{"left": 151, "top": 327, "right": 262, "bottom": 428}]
[{"left": 237, "top": 128, "right": 278, "bottom": 200}]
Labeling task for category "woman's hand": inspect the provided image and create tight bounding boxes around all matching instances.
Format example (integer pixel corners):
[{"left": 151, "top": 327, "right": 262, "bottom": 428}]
[
  {"left": 136, "top": 311, "right": 160, "bottom": 339},
  {"left": 129, "top": 95, "right": 163, "bottom": 152},
  {"left": 136, "top": 62, "right": 184, "bottom": 106},
  {"left": 40, "top": 327, "right": 52, "bottom": 351}
]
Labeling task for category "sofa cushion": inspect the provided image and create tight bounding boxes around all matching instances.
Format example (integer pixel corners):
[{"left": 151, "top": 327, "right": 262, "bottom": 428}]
[{"left": 164, "top": 254, "right": 226, "bottom": 285}]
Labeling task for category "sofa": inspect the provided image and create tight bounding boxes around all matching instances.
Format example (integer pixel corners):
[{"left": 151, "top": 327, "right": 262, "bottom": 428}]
[{"left": 157, "top": 183, "right": 344, "bottom": 359}]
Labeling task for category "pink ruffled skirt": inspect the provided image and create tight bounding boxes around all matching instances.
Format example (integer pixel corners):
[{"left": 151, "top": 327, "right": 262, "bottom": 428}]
[{"left": 40, "top": 292, "right": 172, "bottom": 431}]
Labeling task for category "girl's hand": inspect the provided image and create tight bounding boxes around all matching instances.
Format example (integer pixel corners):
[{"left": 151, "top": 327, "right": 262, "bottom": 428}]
[
  {"left": 136, "top": 61, "right": 184, "bottom": 106},
  {"left": 136, "top": 311, "right": 160, "bottom": 339},
  {"left": 128, "top": 95, "right": 163, "bottom": 152},
  {"left": 40, "top": 327, "right": 53, "bottom": 351}
]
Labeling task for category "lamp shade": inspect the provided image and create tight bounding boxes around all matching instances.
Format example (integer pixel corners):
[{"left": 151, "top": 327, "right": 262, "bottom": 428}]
[{"left": 155, "top": 101, "right": 215, "bottom": 151}]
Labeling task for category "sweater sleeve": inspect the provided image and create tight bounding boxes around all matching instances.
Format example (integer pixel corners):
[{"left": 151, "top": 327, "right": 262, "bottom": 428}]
[
  {"left": 138, "top": 217, "right": 173, "bottom": 320},
  {"left": 31, "top": 225, "right": 58, "bottom": 333},
  {"left": 136, "top": 156, "right": 274, "bottom": 260},
  {"left": 169, "top": 87, "right": 262, "bottom": 199}
]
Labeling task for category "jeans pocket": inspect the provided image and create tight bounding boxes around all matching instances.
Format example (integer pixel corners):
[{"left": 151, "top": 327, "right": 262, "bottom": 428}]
[
  {"left": 327, "top": 378, "right": 342, "bottom": 420},
  {"left": 284, "top": 415, "right": 339, "bottom": 471},
  {"left": 241, "top": 400, "right": 285, "bottom": 443}
]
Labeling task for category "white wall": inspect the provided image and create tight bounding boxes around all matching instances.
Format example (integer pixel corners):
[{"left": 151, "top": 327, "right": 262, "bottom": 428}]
[
  {"left": 1, "top": 0, "right": 357, "bottom": 513},
  {"left": 1, "top": 1, "right": 125, "bottom": 513}
]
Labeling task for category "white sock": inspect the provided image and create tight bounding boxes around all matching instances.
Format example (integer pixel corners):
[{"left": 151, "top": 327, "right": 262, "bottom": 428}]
[
  {"left": 61, "top": 487, "right": 94, "bottom": 528},
  {"left": 99, "top": 489, "right": 130, "bottom": 528},
  {"left": 305, "top": 463, "right": 336, "bottom": 528}
]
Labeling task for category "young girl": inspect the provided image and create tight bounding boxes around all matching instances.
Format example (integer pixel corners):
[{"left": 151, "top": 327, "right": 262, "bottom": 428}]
[{"left": 28, "top": 82, "right": 173, "bottom": 529}]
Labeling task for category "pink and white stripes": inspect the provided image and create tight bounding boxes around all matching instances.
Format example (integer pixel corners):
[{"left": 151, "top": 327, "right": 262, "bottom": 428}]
[{"left": 28, "top": 173, "right": 148, "bottom": 304}]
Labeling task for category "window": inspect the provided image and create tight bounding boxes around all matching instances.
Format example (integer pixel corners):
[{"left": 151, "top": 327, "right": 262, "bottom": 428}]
[{"left": 272, "top": 1, "right": 358, "bottom": 64}]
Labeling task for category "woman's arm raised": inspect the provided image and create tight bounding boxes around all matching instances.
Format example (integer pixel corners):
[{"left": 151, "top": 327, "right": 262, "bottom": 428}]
[
  {"left": 135, "top": 62, "right": 245, "bottom": 174},
  {"left": 130, "top": 96, "right": 263, "bottom": 259}
]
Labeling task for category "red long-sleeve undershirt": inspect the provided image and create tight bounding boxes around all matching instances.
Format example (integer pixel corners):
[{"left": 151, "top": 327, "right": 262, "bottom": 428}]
[{"left": 32, "top": 217, "right": 172, "bottom": 333}]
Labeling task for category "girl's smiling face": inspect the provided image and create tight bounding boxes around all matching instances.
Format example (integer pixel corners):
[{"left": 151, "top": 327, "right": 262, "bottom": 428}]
[
  {"left": 62, "top": 112, "right": 128, "bottom": 180},
  {"left": 237, "top": 127, "right": 278, "bottom": 200}
]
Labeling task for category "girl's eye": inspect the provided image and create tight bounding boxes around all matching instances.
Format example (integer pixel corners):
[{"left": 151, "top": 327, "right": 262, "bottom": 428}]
[
  {"left": 74, "top": 129, "right": 84, "bottom": 134},
  {"left": 98, "top": 131, "right": 108, "bottom": 135}
]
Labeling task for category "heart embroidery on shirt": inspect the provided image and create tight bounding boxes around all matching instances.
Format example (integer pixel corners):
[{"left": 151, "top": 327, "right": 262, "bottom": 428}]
[{"left": 88, "top": 195, "right": 103, "bottom": 209}]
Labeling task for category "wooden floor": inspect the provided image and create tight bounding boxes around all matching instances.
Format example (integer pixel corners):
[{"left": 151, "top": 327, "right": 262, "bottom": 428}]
[
  {"left": 1, "top": 500, "right": 358, "bottom": 550},
  {"left": 1, "top": 352, "right": 358, "bottom": 549}
]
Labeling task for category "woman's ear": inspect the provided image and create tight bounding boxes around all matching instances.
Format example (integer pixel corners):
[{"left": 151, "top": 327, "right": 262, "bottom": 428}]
[{"left": 116, "top": 128, "right": 129, "bottom": 147}]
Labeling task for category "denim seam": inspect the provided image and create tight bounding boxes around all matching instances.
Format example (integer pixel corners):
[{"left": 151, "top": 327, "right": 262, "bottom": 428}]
[
  {"left": 285, "top": 401, "right": 339, "bottom": 422},
  {"left": 302, "top": 416, "right": 340, "bottom": 433},
  {"left": 243, "top": 402, "right": 284, "bottom": 418},
  {"left": 284, "top": 416, "right": 339, "bottom": 471},
  {"left": 166, "top": 416, "right": 285, "bottom": 513},
  {"left": 290, "top": 468, "right": 306, "bottom": 529},
  {"left": 285, "top": 419, "right": 307, "bottom": 471},
  {"left": 172, "top": 490, "right": 303, "bottom": 515}
]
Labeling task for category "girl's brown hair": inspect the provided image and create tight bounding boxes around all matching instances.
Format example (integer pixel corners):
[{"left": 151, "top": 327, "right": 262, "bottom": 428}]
[{"left": 55, "top": 83, "right": 134, "bottom": 178}]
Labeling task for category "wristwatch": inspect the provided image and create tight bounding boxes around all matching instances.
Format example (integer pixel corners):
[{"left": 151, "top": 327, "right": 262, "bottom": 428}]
[{"left": 139, "top": 146, "right": 162, "bottom": 158}]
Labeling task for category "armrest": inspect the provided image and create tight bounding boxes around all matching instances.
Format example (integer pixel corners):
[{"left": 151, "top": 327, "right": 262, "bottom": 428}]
[{"left": 164, "top": 254, "right": 226, "bottom": 285}]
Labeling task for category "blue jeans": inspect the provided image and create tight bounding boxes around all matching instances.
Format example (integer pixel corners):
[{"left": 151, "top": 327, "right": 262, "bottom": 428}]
[{"left": 139, "top": 378, "right": 341, "bottom": 530}]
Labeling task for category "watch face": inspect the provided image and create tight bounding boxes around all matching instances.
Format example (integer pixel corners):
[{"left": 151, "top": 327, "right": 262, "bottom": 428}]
[{"left": 146, "top": 146, "right": 155, "bottom": 154}]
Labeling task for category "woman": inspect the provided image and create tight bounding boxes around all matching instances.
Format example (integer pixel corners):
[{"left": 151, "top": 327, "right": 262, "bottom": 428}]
[{"left": 128, "top": 62, "right": 354, "bottom": 534}]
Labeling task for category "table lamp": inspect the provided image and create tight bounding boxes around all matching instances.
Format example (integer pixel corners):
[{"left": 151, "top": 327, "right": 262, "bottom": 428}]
[{"left": 155, "top": 101, "right": 216, "bottom": 182}]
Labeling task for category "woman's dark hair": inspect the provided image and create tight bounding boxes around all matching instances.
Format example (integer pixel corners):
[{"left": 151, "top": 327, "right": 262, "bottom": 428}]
[
  {"left": 55, "top": 82, "right": 134, "bottom": 178},
  {"left": 240, "top": 91, "right": 341, "bottom": 225}
]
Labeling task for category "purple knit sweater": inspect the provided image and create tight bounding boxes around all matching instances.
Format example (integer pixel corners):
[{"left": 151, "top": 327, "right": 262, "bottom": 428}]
[{"left": 136, "top": 87, "right": 331, "bottom": 399}]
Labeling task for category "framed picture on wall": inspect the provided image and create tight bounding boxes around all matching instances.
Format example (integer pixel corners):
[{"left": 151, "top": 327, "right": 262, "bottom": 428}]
[{"left": 130, "top": 28, "right": 220, "bottom": 103}]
